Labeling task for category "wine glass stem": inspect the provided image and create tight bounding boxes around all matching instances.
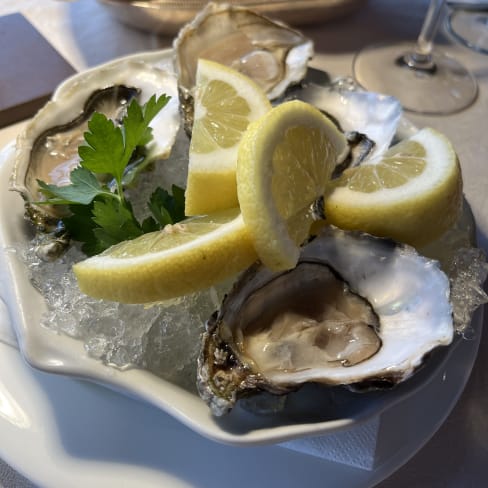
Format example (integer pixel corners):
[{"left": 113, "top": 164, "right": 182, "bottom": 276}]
[{"left": 402, "top": 0, "right": 446, "bottom": 71}]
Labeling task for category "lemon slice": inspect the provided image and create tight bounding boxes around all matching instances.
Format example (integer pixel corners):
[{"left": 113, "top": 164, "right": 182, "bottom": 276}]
[
  {"left": 323, "top": 128, "right": 463, "bottom": 247},
  {"left": 73, "top": 208, "right": 257, "bottom": 303},
  {"left": 185, "top": 59, "right": 272, "bottom": 216},
  {"left": 237, "top": 100, "right": 348, "bottom": 271}
]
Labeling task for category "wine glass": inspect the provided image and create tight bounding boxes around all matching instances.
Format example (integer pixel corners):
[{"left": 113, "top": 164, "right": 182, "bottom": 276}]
[
  {"left": 352, "top": 0, "right": 478, "bottom": 115},
  {"left": 446, "top": 1, "right": 488, "bottom": 55}
]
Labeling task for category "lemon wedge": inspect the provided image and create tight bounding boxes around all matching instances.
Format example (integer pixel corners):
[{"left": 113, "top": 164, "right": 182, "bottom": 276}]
[
  {"left": 185, "top": 59, "right": 272, "bottom": 216},
  {"left": 73, "top": 208, "right": 257, "bottom": 303},
  {"left": 236, "top": 100, "right": 348, "bottom": 271},
  {"left": 323, "top": 128, "right": 463, "bottom": 247}
]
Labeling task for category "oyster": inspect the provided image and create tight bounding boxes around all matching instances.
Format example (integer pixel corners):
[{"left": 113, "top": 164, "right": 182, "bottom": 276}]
[
  {"left": 289, "top": 75, "right": 403, "bottom": 170},
  {"left": 10, "top": 59, "right": 180, "bottom": 230},
  {"left": 198, "top": 227, "right": 453, "bottom": 416},
  {"left": 173, "top": 2, "right": 313, "bottom": 131}
]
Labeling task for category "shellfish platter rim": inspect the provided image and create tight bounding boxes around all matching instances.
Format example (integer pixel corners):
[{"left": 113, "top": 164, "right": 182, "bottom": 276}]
[{"left": 0, "top": 49, "right": 479, "bottom": 446}]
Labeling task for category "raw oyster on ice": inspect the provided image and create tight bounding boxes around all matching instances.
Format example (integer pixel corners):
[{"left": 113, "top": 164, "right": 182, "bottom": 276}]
[
  {"left": 173, "top": 1, "right": 313, "bottom": 131},
  {"left": 10, "top": 59, "right": 180, "bottom": 230},
  {"left": 198, "top": 227, "right": 453, "bottom": 416}
]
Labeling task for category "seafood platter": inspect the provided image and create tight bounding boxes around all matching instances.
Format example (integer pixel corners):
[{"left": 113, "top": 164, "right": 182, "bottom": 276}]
[{"left": 0, "top": 2, "right": 486, "bottom": 444}]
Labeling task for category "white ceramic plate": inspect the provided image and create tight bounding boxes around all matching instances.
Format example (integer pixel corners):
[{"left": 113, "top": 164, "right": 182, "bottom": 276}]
[
  {"left": 0, "top": 311, "right": 482, "bottom": 487},
  {"left": 0, "top": 50, "right": 479, "bottom": 446}
]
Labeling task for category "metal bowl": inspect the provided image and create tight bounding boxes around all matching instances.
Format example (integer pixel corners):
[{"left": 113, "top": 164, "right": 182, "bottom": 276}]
[{"left": 98, "top": 0, "right": 367, "bottom": 35}]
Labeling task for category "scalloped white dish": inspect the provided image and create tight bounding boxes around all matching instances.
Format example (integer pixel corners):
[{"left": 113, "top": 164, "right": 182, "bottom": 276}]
[{"left": 0, "top": 50, "right": 481, "bottom": 446}]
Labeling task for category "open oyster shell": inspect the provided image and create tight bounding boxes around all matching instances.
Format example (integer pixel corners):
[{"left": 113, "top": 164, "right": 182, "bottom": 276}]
[
  {"left": 10, "top": 59, "right": 180, "bottom": 230},
  {"left": 198, "top": 227, "right": 453, "bottom": 416},
  {"left": 173, "top": 2, "right": 313, "bottom": 131}
]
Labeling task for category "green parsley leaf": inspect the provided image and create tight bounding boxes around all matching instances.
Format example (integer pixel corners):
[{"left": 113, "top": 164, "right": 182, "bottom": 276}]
[
  {"left": 79, "top": 113, "right": 125, "bottom": 180},
  {"left": 34, "top": 94, "right": 187, "bottom": 257},
  {"left": 37, "top": 166, "right": 108, "bottom": 205},
  {"left": 92, "top": 199, "right": 143, "bottom": 245},
  {"left": 169, "top": 184, "right": 186, "bottom": 220},
  {"left": 148, "top": 185, "right": 186, "bottom": 227},
  {"left": 62, "top": 203, "right": 104, "bottom": 256},
  {"left": 141, "top": 216, "right": 159, "bottom": 234},
  {"left": 144, "top": 94, "right": 172, "bottom": 125},
  {"left": 122, "top": 94, "right": 171, "bottom": 166}
]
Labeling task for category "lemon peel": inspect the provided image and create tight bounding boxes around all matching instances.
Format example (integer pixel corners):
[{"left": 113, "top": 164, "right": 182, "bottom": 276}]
[
  {"left": 323, "top": 128, "right": 463, "bottom": 247},
  {"left": 185, "top": 59, "right": 272, "bottom": 215},
  {"left": 74, "top": 208, "right": 257, "bottom": 303}
]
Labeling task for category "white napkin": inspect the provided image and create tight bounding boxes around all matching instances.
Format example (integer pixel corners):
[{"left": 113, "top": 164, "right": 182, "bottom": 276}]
[{"left": 280, "top": 417, "right": 379, "bottom": 470}]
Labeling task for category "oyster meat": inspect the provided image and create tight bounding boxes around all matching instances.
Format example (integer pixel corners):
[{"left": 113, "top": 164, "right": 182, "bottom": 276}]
[
  {"left": 173, "top": 2, "right": 313, "bottom": 130},
  {"left": 10, "top": 59, "right": 180, "bottom": 229},
  {"left": 198, "top": 227, "right": 453, "bottom": 416}
]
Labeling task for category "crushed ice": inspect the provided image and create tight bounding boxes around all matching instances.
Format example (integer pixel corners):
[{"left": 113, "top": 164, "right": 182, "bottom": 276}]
[
  {"left": 420, "top": 202, "right": 488, "bottom": 335},
  {"left": 19, "top": 235, "right": 228, "bottom": 392}
]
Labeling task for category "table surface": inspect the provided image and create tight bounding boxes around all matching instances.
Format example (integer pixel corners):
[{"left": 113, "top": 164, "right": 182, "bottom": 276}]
[{"left": 0, "top": 0, "right": 487, "bottom": 487}]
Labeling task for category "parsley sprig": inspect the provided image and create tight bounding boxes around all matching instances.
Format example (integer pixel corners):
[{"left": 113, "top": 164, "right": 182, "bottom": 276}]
[{"left": 37, "top": 94, "right": 185, "bottom": 256}]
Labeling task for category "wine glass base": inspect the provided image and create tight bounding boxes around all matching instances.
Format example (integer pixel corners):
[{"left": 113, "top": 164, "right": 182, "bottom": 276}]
[
  {"left": 446, "top": 10, "right": 488, "bottom": 55},
  {"left": 353, "top": 41, "right": 478, "bottom": 115}
]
